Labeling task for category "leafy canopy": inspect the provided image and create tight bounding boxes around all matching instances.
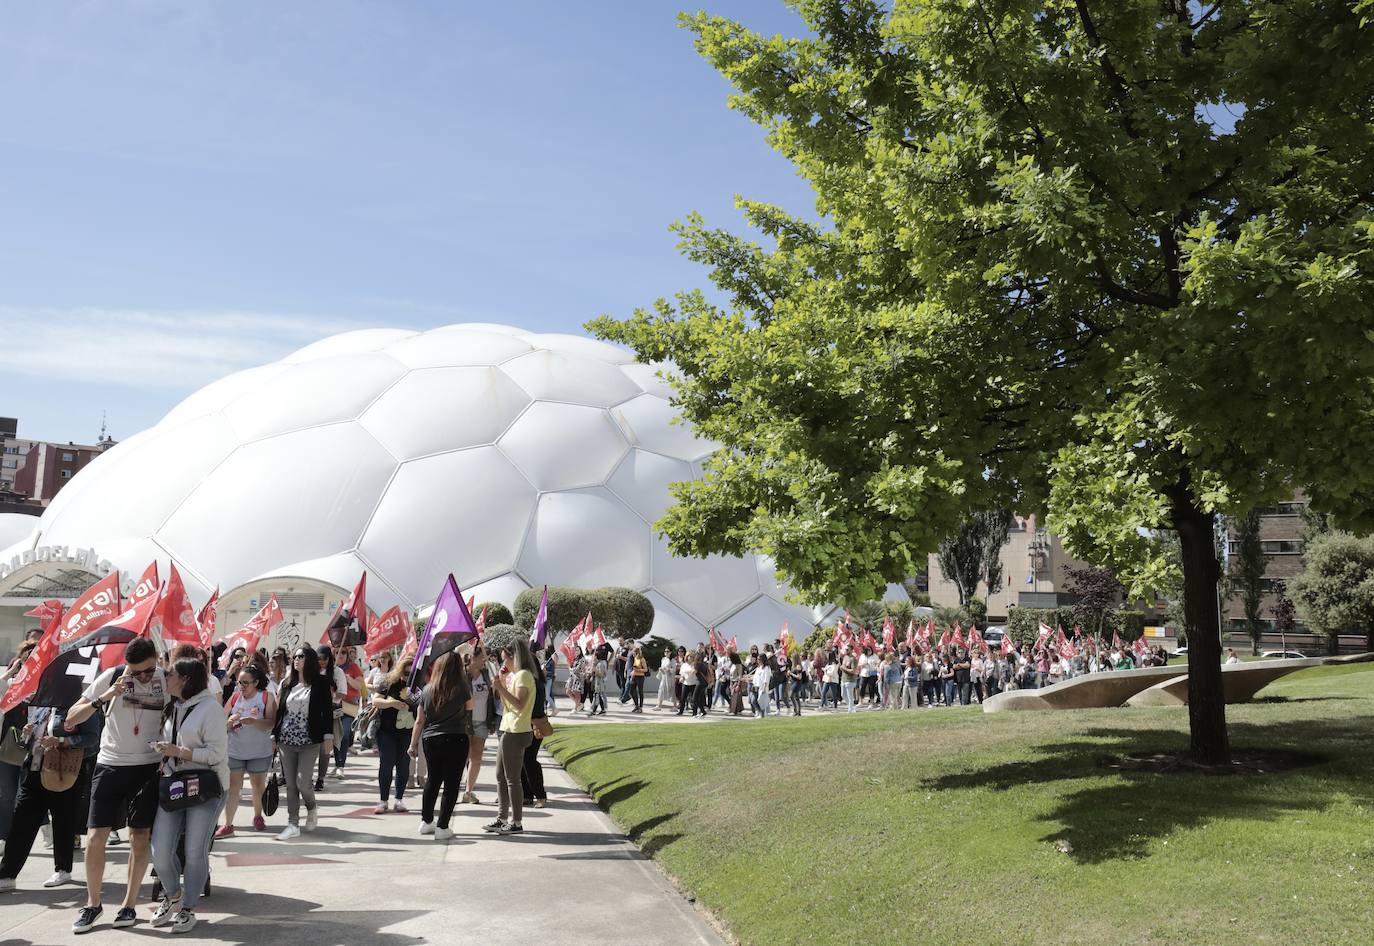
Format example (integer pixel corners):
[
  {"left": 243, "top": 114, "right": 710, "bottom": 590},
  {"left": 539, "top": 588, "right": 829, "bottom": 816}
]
[{"left": 591, "top": 0, "right": 1374, "bottom": 610}]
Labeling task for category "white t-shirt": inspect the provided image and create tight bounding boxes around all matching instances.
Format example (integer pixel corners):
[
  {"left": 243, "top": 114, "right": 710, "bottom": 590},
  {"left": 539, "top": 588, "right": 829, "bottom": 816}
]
[
  {"left": 470, "top": 672, "right": 491, "bottom": 728},
  {"left": 679, "top": 663, "right": 698, "bottom": 686},
  {"left": 84, "top": 665, "right": 168, "bottom": 767}
]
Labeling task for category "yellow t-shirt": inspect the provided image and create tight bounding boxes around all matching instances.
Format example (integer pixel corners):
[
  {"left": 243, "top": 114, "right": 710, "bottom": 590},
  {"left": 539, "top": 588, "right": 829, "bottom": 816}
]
[{"left": 498, "top": 669, "right": 536, "bottom": 734}]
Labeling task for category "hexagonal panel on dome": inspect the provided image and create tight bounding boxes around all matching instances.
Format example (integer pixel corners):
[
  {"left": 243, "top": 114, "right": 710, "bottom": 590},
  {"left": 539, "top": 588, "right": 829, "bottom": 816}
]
[
  {"left": 283, "top": 328, "right": 418, "bottom": 363},
  {"left": 612, "top": 394, "right": 718, "bottom": 462},
  {"left": 157, "top": 422, "right": 397, "bottom": 591},
  {"left": 500, "top": 349, "right": 640, "bottom": 407},
  {"left": 358, "top": 448, "right": 537, "bottom": 608},
  {"left": 715, "top": 594, "right": 818, "bottom": 650},
  {"left": 158, "top": 364, "right": 291, "bottom": 428},
  {"left": 650, "top": 536, "right": 759, "bottom": 626},
  {"left": 642, "top": 590, "right": 702, "bottom": 644},
  {"left": 251, "top": 551, "right": 408, "bottom": 615},
  {"left": 39, "top": 415, "right": 240, "bottom": 549},
  {"left": 222, "top": 353, "right": 407, "bottom": 443},
  {"left": 382, "top": 329, "right": 533, "bottom": 370},
  {"left": 358, "top": 367, "right": 530, "bottom": 461},
  {"left": 620, "top": 362, "right": 679, "bottom": 400},
  {"left": 520, "top": 332, "right": 635, "bottom": 364},
  {"left": 516, "top": 488, "right": 650, "bottom": 590},
  {"left": 497, "top": 402, "right": 627, "bottom": 492},
  {"left": 460, "top": 572, "right": 531, "bottom": 612},
  {"left": 606, "top": 449, "right": 693, "bottom": 525}
]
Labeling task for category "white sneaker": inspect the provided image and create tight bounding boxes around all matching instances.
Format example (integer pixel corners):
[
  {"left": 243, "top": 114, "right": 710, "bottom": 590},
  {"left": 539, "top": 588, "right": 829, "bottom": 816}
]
[
  {"left": 0, "top": 878, "right": 15, "bottom": 892},
  {"left": 304, "top": 808, "right": 318, "bottom": 832},
  {"left": 276, "top": 824, "right": 301, "bottom": 841},
  {"left": 43, "top": 870, "right": 72, "bottom": 888},
  {"left": 330, "top": 766, "right": 343, "bottom": 780},
  {"left": 418, "top": 821, "right": 435, "bottom": 835},
  {"left": 434, "top": 826, "right": 453, "bottom": 841},
  {"left": 150, "top": 891, "right": 182, "bottom": 927},
  {"left": 41, "top": 824, "right": 53, "bottom": 849}
]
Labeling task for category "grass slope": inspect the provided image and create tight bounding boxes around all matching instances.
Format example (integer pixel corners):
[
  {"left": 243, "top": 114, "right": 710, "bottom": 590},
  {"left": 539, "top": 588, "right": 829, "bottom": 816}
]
[{"left": 546, "top": 666, "right": 1374, "bottom": 946}]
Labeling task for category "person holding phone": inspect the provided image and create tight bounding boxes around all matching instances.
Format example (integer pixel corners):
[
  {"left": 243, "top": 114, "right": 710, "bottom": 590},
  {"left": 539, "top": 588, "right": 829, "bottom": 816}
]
[
  {"left": 483, "top": 640, "right": 535, "bottom": 836},
  {"left": 62, "top": 637, "right": 167, "bottom": 934},
  {"left": 216, "top": 665, "right": 276, "bottom": 837},
  {"left": 148, "top": 657, "right": 228, "bottom": 934}
]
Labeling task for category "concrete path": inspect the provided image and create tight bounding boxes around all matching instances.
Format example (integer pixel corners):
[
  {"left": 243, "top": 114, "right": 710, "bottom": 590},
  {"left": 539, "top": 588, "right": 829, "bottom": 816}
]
[{"left": 0, "top": 741, "right": 723, "bottom": 946}]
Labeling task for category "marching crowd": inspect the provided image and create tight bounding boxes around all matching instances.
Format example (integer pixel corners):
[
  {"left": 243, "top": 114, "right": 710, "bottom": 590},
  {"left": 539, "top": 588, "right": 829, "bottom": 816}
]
[
  {"left": 559, "top": 631, "right": 1175, "bottom": 717},
  {"left": 0, "top": 633, "right": 550, "bottom": 935}
]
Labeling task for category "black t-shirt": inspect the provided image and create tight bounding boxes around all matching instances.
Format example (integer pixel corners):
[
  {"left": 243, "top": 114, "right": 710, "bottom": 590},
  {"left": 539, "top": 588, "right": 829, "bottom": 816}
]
[{"left": 420, "top": 687, "right": 469, "bottom": 738}]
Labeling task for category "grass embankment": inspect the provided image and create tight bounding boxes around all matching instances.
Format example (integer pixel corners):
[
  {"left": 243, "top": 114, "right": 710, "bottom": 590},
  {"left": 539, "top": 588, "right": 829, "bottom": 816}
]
[{"left": 545, "top": 665, "right": 1374, "bottom": 946}]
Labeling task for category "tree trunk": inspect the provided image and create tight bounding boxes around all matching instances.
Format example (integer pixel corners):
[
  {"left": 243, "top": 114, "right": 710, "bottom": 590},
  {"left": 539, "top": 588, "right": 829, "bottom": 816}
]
[{"left": 1169, "top": 492, "right": 1231, "bottom": 764}]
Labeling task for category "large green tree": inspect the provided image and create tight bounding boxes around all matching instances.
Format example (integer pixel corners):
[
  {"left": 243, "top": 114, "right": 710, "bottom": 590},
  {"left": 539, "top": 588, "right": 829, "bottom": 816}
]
[
  {"left": 1288, "top": 531, "right": 1374, "bottom": 653},
  {"left": 936, "top": 509, "right": 1011, "bottom": 605},
  {"left": 592, "top": 0, "right": 1374, "bottom": 762}
]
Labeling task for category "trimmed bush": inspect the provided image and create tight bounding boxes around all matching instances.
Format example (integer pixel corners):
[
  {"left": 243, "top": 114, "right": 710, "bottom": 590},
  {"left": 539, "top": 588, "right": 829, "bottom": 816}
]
[
  {"left": 475, "top": 601, "right": 514, "bottom": 627},
  {"left": 479, "top": 623, "right": 525, "bottom": 656},
  {"left": 512, "top": 586, "right": 655, "bottom": 641}
]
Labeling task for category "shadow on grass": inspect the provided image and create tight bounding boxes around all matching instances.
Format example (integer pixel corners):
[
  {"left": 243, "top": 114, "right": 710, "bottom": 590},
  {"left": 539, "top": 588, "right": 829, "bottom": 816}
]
[
  {"left": 920, "top": 716, "right": 1374, "bottom": 865},
  {"left": 555, "top": 742, "right": 670, "bottom": 767}
]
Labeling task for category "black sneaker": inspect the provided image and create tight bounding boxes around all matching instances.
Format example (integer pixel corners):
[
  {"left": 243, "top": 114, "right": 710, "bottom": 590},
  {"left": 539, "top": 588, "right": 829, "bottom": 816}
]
[
  {"left": 73, "top": 905, "right": 103, "bottom": 934},
  {"left": 314, "top": 778, "right": 325, "bottom": 792},
  {"left": 481, "top": 819, "right": 506, "bottom": 833},
  {"left": 112, "top": 905, "right": 138, "bottom": 928},
  {"left": 498, "top": 822, "right": 524, "bottom": 835}
]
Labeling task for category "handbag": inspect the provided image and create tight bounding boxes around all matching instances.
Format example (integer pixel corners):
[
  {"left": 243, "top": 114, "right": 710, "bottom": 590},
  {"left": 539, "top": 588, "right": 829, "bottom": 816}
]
[
  {"left": 532, "top": 716, "right": 553, "bottom": 739},
  {"left": 157, "top": 703, "right": 223, "bottom": 811},
  {"left": 0, "top": 724, "right": 26, "bottom": 767},
  {"left": 40, "top": 744, "right": 84, "bottom": 792},
  {"left": 262, "top": 752, "right": 282, "bottom": 816}
]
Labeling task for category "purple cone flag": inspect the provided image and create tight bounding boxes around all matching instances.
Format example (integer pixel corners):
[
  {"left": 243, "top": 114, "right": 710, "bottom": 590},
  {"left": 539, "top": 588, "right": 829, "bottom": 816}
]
[
  {"left": 530, "top": 585, "right": 549, "bottom": 649},
  {"left": 411, "top": 574, "right": 479, "bottom": 684}
]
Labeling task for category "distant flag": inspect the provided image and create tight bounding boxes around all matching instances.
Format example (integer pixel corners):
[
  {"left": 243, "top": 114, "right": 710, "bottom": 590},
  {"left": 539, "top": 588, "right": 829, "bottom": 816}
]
[
  {"left": 1132, "top": 636, "right": 1149, "bottom": 658},
  {"left": 1000, "top": 634, "right": 1016, "bottom": 657},
  {"left": 0, "top": 604, "right": 64, "bottom": 712},
  {"left": 1111, "top": 630, "right": 1124, "bottom": 651},
  {"left": 476, "top": 606, "right": 488, "bottom": 636},
  {"left": 1059, "top": 636, "right": 1078, "bottom": 661},
  {"left": 905, "top": 619, "right": 916, "bottom": 653},
  {"left": 151, "top": 563, "right": 200, "bottom": 646},
  {"left": 196, "top": 587, "right": 219, "bottom": 650},
  {"left": 24, "top": 600, "right": 63, "bottom": 623},
  {"left": 938, "top": 628, "right": 950, "bottom": 649},
  {"left": 952, "top": 623, "right": 966, "bottom": 650},
  {"left": 530, "top": 586, "right": 549, "bottom": 650},
  {"left": 881, "top": 617, "right": 895, "bottom": 653},
  {"left": 592, "top": 624, "right": 607, "bottom": 650},
  {"left": 366, "top": 605, "right": 411, "bottom": 658},
  {"left": 323, "top": 572, "right": 368, "bottom": 648},
  {"left": 778, "top": 623, "right": 792, "bottom": 657},
  {"left": 221, "top": 596, "right": 284, "bottom": 668}
]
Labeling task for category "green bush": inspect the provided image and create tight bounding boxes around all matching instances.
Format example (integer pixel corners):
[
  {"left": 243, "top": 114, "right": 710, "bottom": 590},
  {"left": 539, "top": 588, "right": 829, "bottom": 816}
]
[
  {"left": 640, "top": 634, "right": 676, "bottom": 668},
  {"left": 474, "top": 601, "right": 514, "bottom": 627},
  {"left": 512, "top": 586, "right": 655, "bottom": 641},
  {"left": 801, "top": 623, "right": 833, "bottom": 654},
  {"left": 479, "top": 623, "right": 525, "bottom": 656},
  {"left": 968, "top": 597, "right": 988, "bottom": 625}
]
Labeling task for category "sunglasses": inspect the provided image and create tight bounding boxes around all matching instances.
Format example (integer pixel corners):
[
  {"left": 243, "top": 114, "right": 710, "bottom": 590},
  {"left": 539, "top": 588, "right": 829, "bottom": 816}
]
[
  {"left": 293, "top": 653, "right": 309, "bottom": 659},
  {"left": 127, "top": 666, "right": 157, "bottom": 679}
]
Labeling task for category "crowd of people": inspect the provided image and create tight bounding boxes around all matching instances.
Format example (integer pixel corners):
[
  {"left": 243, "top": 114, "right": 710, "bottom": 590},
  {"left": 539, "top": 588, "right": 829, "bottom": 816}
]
[
  {"left": 558, "top": 633, "right": 1176, "bottom": 716},
  {"left": 0, "top": 632, "right": 549, "bottom": 934}
]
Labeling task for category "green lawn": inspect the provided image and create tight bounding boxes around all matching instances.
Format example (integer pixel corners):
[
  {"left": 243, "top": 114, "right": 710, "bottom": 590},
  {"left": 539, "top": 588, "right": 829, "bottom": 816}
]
[{"left": 546, "top": 665, "right": 1374, "bottom": 946}]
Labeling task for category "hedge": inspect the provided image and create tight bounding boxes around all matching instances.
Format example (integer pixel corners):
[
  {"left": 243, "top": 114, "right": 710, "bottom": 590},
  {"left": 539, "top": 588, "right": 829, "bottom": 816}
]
[
  {"left": 475, "top": 601, "right": 514, "bottom": 627},
  {"left": 512, "top": 586, "right": 655, "bottom": 640}
]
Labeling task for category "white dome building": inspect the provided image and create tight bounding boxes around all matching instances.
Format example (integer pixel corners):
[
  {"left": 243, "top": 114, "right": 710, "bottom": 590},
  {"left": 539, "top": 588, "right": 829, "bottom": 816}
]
[{"left": 0, "top": 324, "right": 869, "bottom": 651}]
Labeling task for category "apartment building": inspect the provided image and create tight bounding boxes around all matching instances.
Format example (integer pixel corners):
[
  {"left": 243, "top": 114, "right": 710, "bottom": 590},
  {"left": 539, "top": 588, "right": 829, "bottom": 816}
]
[{"left": 1223, "top": 491, "right": 1307, "bottom": 632}]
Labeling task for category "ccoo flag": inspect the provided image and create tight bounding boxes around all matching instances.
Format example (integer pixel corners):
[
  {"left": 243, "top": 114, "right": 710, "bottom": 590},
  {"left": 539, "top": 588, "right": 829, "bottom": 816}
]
[
  {"left": 411, "top": 574, "right": 479, "bottom": 683},
  {"left": 529, "top": 585, "right": 549, "bottom": 650}
]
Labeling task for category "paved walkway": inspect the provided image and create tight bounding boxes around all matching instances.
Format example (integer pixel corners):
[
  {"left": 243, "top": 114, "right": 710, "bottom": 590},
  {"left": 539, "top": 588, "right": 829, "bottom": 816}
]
[{"left": 0, "top": 741, "right": 723, "bottom": 946}]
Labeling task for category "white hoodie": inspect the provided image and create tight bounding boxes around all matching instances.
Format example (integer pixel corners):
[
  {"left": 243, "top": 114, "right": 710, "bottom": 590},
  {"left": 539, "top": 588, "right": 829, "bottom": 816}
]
[{"left": 161, "top": 687, "right": 230, "bottom": 789}]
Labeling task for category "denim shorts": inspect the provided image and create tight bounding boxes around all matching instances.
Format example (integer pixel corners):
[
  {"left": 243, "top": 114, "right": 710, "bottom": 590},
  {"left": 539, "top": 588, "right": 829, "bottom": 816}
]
[{"left": 229, "top": 756, "right": 272, "bottom": 774}]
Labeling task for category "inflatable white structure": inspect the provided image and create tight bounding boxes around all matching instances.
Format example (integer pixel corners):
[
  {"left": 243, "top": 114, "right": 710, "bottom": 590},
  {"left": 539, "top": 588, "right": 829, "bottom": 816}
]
[{"left": 0, "top": 324, "right": 845, "bottom": 645}]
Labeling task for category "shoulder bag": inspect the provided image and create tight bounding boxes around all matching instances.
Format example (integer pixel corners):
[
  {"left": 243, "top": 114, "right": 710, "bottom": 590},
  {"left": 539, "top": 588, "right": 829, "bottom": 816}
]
[
  {"left": 0, "top": 723, "right": 26, "bottom": 767},
  {"left": 262, "top": 750, "right": 282, "bottom": 816},
  {"left": 158, "top": 703, "right": 223, "bottom": 811},
  {"left": 41, "top": 744, "right": 84, "bottom": 792}
]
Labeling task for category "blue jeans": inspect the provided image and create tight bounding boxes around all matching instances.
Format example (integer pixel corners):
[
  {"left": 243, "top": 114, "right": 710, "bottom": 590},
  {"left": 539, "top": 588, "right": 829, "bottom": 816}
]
[
  {"left": 545, "top": 674, "right": 557, "bottom": 713},
  {"left": 943, "top": 679, "right": 957, "bottom": 706},
  {"left": 334, "top": 715, "right": 354, "bottom": 768},
  {"left": 152, "top": 796, "right": 223, "bottom": 911},
  {"left": 376, "top": 728, "right": 410, "bottom": 803}
]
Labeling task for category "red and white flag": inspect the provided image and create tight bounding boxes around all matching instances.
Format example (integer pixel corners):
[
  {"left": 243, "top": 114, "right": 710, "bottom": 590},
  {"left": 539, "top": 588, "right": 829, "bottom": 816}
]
[
  {"left": 1132, "top": 635, "right": 1149, "bottom": 658},
  {"left": 365, "top": 606, "right": 411, "bottom": 658},
  {"left": 881, "top": 617, "right": 895, "bottom": 653},
  {"left": 937, "top": 628, "right": 950, "bottom": 649},
  {"left": 905, "top": 619, "right": 916, "bottom": 652},
  {"left": 196, "top": 587, "right": 219, "bottom": 650},
  {"left": 592, "top": 624, "right": 607, "bottom": 650},
  {"left": 778, "top": 623, "right": 792, "bottom": 656},
  {"left": 55, "top": 572, "right": 123, "bottom": 652},
  {"left": 1000, "top": 634, "right": 1016, "bottom": 657},
  {"left": 1111, "top": 630, "right": 1124, "bottom": 651},
  {"left": 0, "top": 606, "right": 64, "bottom": 712},
  {"left": 861, "top": 628, "right": 878, "bottom": 652},
  {"left": 709, "top": 627, "right": 726, "bottom": 656},
  {"left": 221, "top": 596, "right": 283, "bottom": 668},
  {"left": 24, "top": 599, "right": 64, "bottom": 623},
  {"left": 1037, "top": 622, "right": 1054, "bottom": 643},
  {"left": 90, "top": 584, "right": 162, "bottom": 648},
  {"left": 968, "top": 624, "right": 986, "bottom": 653},
  {"left": 125, "top": 562, "right": 160, "bottom": 613},
  {"left": 728, "top": 634, "right": 738, "bottom": 652},
  {"left": 151, "top": 563, "right": 200, "bottom": 646},
  {"left": 1059, "top": 636, "right": 1078, "bottom": 661},
  {"left": 952, "top": 623, "right": 967, "bottom": 650}
]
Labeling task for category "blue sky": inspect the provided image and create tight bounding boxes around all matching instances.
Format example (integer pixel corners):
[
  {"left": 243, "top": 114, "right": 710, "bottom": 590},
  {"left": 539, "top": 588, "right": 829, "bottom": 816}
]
[{"left": 0, "top": 1, "right": 815, "bottom": 443}]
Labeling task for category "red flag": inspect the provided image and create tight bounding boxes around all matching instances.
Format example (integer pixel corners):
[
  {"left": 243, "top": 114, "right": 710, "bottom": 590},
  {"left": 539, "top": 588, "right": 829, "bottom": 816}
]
[
  {"left": 151, "top": 564, "right": 200, "bottom": 646},
  {"left": 0, "top": 607, "right": 64, "bottom": 712},
  {"left": 125, "top": 562, "right": 160, "bottom": 613},
  {"left": 222, "top": 596, "right": 283, "bottom": 668},
  {"left": 24, "top": 600, "right": 63, "bottom": 622},
  {"left": 709, "top": 627, "right": 726, "bottom": 656},
  {"left": 881, "top": 617, "right": 895, "bottom": 653},
  {"left": 1132, "top": 635, "right": 1149, "bottom": 658},
  {"left": 87, "top": 584, "right": 161, "bottom": 649},
  {"left": 728, "top": 634, "right": 738, "bottom": 652},
  {"left": 968, "top": 624, "right": 985, "bottom": 653},
  {"left": 904, "top": 619, "right": 916, "bottom": 652},
  {"left": 1037, "top": 622, "right": 1054, "bottom": 644},
  {"left": 937, "top": 628, "right": 950, "bottom": 649},
  {"left": 323, "top": 572, "right": 368, "bottom": 648},
  {"left": 365, "top": 605, "right": 411, "bottom": 658},
  {"left": 196, "top": 587, "right": 219, "bottom": 649},
  {"left": 861, "top": 629, "right": 878, "bottom": 652},
  {"left": 1000, "top": 634, "right": 1015, "bottom": 657},
  {"left": 1073, "top": 624, "right": 1084, "bottom": 640},
  {"left": 952, "top": 623, "right": 967, "bottom": 649},
  {"left": 1111, "top": 629, "right": 1124, "bottom": 650},
  {"left": 54, "top": 572, "right": 123, "bottom": 652},
  {"left": 1059, "top": 636, "right": 1078, "bottom": 660},
  {"left": 592, "top": 624, "right": 607, "bottom": 650},
  {"left": 476, "top": 606, "right": 488, "bottom": 635},
  {"left": 466, "top": 594, "right": 476, "bottom": 614},
  {"left": 778, "top": 623, "right": 792, "bottom": 656}
]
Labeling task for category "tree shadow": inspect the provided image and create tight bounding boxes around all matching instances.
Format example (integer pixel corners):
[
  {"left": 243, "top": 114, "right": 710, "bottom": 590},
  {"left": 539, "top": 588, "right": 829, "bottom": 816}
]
[
  {"left": 918, "top": 716, "right": 1374, "bottom": 865},
  {"left": 555, "top": 742, "right": 669, "bottom": 767},
  {"left": 584, "top": 774, "right": 648, "bottom": 808}
]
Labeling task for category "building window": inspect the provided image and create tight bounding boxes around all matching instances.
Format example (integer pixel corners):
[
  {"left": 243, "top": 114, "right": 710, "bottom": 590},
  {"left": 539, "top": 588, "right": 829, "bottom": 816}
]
[
  {"left": 61, "top": 452, "right": 74, "bottom": 461},
  {"left": 1254, "top": 501, "right": 1304, "bottom": 516},
  {"left": 2, "top": 446, "right": 16, "bottom": 455},
  {"left": 59, "top": 469, "right": 72, "bottom": 479},
  {"left": 1229, "top": 539, "right": 1303, "bottom": 556}
]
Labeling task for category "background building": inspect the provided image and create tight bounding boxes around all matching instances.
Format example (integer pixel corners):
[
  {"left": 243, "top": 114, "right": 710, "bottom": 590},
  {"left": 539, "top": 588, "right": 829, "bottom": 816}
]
[
  {"left": 0, "top": 416, "right": 32, "bottom": 495},
  {"left": 926, "top": 514, "right": 1092, "bottom": 621},
  {"left": 1224, "top": 491, "right": 1308, "bottom": 635}
]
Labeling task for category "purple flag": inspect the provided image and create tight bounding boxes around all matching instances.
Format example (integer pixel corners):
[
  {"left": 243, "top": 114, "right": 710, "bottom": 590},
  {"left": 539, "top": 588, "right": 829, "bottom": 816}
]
[
  {"left": 411, "top": 574, "right": 479, "bottom": 683},
  {"left": 530, "top": 585, "right": 549, "bottom": 649}
]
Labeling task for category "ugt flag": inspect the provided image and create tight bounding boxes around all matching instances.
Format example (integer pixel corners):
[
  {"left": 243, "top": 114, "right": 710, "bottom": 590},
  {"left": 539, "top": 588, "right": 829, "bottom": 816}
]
[
  {"left": 0, "top": 606, "right": 64, "bottom": 713},
  {"left": 323, "top": 572, "right": 368, "bottom": 649},
  {"left": 220, "top": 596, "right": 284, "bottom": 668},
  {"left": 366, "top": 606, "right": 411, "bottom": 658},
  {"left": 55, "top": 572, "right": 123, "bottom": 652},
  {"left": 196, "top": 587, "right": 220, "bottom": 650}
]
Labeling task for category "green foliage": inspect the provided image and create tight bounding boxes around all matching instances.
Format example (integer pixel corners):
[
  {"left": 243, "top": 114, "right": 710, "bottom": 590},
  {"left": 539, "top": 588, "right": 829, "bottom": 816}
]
[
  {"left": 512, "top": 586, "right": 655, "bottom": 641},
  {"left": 936, "top": 510, "right": 1011, "bottom": 606},
  {"left": 967, "top": 597, "right": 987, "bottom": 626},
  {"left": 906, "top": 589, "right": 932, "bottom": 608},
  {"left": 474, "top": 601, "right": 514, "bottom": 627},
  {"left": 932, "top": 605, "right": 973, "bottom": 632},
  {"left": 800, "top": 623, "right": 832, "bottom": 654},
  {"left": 1061, "top": 565, "right": 1125, "bottom": 636},
  {"left": 479, "top": 624, "right": 524, "bottom": 656},
  {"left": 639, "top": 635, "right": 676, "bottom": 669},
  {"left": 1288, "top": 532, "right": 1374, "bottom": 653}
]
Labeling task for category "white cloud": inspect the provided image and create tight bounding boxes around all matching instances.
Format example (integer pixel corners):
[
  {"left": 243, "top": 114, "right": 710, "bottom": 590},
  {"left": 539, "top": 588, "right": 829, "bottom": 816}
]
[{"left": 0, "top": 306, "right": 362, "bottom": 389}]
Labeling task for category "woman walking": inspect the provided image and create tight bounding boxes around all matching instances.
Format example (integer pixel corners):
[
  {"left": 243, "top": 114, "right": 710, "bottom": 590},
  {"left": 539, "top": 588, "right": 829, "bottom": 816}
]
[
  {"left": 410, "top": 651, "right": 471, "bottom": 840},
  {"left": 271, "top": 647, "right": 334, "bottom": 841},
  {"left": 149, "top": 658, "right": 229, "bottom": 934},
  {"left": 463, "top": 644, "right": 497, "bottom": 805},
  {"left": 520, "top": 651, "right": 549, "bottom": 809},
  {"left": 483, "top": 640, "right": 536, "bottom": 836},
  {"left": 675, "top": 653, "right": 699, "bottom": 717},
  {"left": 369, "top": 659, "right": 417, "bottom": 813},
  {"left": 655, "top": 650, "right": 674, "bottom": 711},
  {"left": 629, "top": 645, "right": 647, "bottom": 713},
  {"left": 216, "top": 665, "right": 276, "bottom": 837}
]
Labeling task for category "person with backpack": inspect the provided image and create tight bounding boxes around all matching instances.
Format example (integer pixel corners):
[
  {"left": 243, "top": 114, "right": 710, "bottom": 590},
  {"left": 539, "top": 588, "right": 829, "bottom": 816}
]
[
  {"left": 148, "top": 657, "right": 228, "bottom": 934},
  {"left": 215, "top": 664, "right": 276, "bottom": 837}
]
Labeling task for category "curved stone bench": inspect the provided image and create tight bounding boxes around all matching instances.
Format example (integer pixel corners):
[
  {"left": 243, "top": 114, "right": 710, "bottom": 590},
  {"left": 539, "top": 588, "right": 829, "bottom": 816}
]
[
  {"left": 1126, "top": 656, "right": 1330, "bottom": 707},
  {"left": 982, "top": 665, "right": 1187, "bottom": 713}
]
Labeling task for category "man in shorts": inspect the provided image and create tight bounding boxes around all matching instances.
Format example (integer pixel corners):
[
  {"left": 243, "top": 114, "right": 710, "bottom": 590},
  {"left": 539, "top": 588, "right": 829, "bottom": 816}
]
[{"left": 63, "top": 637, "right": 167, "bottom": 934}]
